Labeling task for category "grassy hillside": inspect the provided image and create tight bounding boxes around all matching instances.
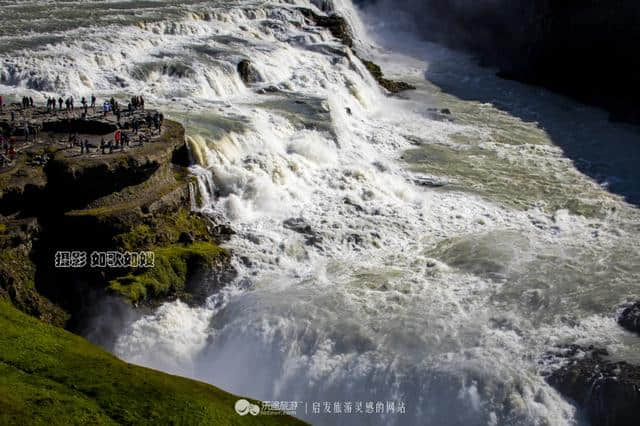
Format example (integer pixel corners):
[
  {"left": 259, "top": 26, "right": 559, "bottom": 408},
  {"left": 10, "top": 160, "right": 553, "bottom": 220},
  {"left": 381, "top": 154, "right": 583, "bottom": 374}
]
[{"left": 0, "top": 301, "right": 305, "bottom": 425}]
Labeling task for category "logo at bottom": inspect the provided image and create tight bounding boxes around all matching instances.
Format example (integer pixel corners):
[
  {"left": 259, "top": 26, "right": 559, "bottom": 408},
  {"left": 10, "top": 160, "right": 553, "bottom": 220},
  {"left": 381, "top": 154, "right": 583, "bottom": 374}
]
[{"left": 235, "top": 399, "right": 260, "bottom": 416}]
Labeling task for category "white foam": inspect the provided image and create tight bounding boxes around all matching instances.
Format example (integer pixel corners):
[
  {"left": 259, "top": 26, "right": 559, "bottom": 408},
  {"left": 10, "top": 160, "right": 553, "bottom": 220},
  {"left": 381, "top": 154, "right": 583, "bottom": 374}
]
[{"left": 6, "top": 1, "right": 639, "bottom": 425}]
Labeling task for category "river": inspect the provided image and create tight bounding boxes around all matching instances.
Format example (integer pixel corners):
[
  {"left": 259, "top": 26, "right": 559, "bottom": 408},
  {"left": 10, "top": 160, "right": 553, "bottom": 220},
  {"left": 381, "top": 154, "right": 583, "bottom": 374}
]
[{"left": 2, "top": 1, "right": 639, "bottom": 425}]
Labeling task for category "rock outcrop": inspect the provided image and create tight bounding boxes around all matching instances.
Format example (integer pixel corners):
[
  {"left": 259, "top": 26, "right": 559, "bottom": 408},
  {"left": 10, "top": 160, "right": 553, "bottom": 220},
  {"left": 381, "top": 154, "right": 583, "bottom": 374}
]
[
  {"left": 358, "top": 58, "right": 416, "bottom": 93},
  {"left": 545, "top": 345, "right": 640, "bottom": 426},
  {"left": 237, "top": 59, "right": 262, "bottom": 85},
  {"left": 357, "top": 0, "right": 640, "bottom": 122},
  {"left": 0, "top": 112, "right": 232, "bottom": 329},
  {"left": 0, "top": 108, "right": 305, "bottom": 425},
  {"left": 299, "top": 8, "right": 354, "bottom": 47},
  {"left": 299, "top": 6, "right": 414, "bottom": 94},
  {"left": 618, "top": 301, "right": 640, "bottom": 334}
]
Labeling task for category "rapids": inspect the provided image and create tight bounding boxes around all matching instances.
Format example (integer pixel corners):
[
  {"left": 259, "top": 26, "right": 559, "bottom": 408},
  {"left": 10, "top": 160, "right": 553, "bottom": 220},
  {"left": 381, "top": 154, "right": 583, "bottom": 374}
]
[{"left": 2, "top": 1, "right": 639, "bottom": 425}]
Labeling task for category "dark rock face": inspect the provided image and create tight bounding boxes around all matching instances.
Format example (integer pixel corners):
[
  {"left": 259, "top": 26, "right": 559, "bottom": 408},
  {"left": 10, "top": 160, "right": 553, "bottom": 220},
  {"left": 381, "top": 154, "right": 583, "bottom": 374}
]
[
  {"left": 358, "top": 58, "right": 415, "bottom": 93},
  {"left": 358, "top": 0, "right": 640, "bottom": 122},
  {"left": 299, "top": 8, "right": 354, "bottom": 47},
  {"left": 545, "top": 345, "right": 640, "bottom": 426},
  {"left": 1, "top": 118, "right": 233, "bottom": 328},
  {"left": 283, "top": 217, "right": 323, "bottom": 246},
  {"left": 283, "top": 217, "right": 314, "bottom": 235},
  {"left": 178, "top": 232, "right": 195, "bottom": 245},
  {"left": 237, "top": 59, "right": 261, "bottom": 85},
  {"left": 618, "top": 301, "right": 640, "bottom": 334},
  {"left": 299, "top": 6, "right": 414, "bottom": 94},
  {"left": 171, "top": 142, "right": 192, "bottom": 167}
]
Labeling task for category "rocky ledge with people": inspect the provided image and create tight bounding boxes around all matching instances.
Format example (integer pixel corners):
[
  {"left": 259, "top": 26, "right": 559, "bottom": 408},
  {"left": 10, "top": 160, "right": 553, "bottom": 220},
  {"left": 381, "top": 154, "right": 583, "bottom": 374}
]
[{"left": 0, "top": 96, "right": 233, "bottom": 333}]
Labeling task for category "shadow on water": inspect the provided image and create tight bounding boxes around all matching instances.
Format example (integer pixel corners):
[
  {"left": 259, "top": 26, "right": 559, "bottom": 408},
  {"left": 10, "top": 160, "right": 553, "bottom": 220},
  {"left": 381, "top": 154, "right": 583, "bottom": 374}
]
[{"left": 423, "top": 55, "right": 640, "bottom": 207}]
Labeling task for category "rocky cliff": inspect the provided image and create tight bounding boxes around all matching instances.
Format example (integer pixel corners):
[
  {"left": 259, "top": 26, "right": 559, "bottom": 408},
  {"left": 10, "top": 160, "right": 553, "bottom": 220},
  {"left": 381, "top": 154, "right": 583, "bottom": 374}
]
[
  {"left": 0, "top": 111, "right": 307, "bottom": 424},
  {"left": 358, "top": 0, "right": 640, "bottom": 122},
  {"left": 0, "top": 115, "right": 231, "bottom": 330}
]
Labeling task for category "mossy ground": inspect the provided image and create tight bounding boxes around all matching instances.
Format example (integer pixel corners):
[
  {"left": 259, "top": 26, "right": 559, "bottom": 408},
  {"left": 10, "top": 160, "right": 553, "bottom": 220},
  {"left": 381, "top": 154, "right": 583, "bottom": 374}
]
[
  {"left": 103, "top": 207, "right": 228, "bottom": 303},
  {"left": 0, "top": 301, "right": 305, "bottom": 425},
  {"left": 108, "top": 241, "right": 227, "bottom": 303}
]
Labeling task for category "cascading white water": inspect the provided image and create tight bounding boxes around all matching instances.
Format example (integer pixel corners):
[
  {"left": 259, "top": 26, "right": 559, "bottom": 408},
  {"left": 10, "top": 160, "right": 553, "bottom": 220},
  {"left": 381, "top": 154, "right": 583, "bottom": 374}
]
[{"left": 4, "top": 1, "right": 639, "bottom": 425}]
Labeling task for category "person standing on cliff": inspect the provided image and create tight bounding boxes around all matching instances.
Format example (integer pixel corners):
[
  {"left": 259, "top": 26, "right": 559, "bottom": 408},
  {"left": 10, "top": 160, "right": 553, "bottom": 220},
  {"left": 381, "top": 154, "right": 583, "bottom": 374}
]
[{"left": 91, "top": 94, "right": 96, "bottom": 112}]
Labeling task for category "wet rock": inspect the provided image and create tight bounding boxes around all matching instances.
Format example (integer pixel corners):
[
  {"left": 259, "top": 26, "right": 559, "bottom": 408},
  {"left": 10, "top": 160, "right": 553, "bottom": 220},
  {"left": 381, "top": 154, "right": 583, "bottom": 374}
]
[
  {"left": 237, "top": 59, "right": 251, "bottom": 84},
  {"left": 237, "top": 59, "right": 261, "bottom": 85},
  {"left": 545, "top": 345, "right": 640, "bottom": 426},
  {"left": 358, "top": 57, "right": 416, "bottom": 94},
  {"left": 185, "top": 263, "right": 237, "bottom": 306},
  {"left": 404, "top": 135, "right": 424, "bottom": 146},
  {"left": 413, "top": 177, "right": 447, "bottom": 188},
  {"left": 304, "top": 235, "right": 323, "bottom": 247},
  {"left": 306, "top": 43, "right": 350, "bottom": 58},
  {"left": 246, "top": 233, "right": 261, "bottom": 245},
  {"left": 299, "top": 8, "right": 353, "bottom": 47},
  {"left": 618, "top": 301, "right": 640, "bottom": 334},
  {"left": 257, "top": 85, "right": 280, "bottom": 94},
  {"left": 171, "top": 142, "right": 191, "bottom": 167},
  {"left": 213, "top": 224, "right": 235, "bottom": 241},
  {"left": 343, "top": 197, "right": 364, "bottom": 213},
  {"left": 283, "top": 217, "right": 314, "bottom": 235},
  {"left": 346, "top": 233, "right": 364, "bottom": 246},
  {"left": 372, "top": 161, "right": 387, "bottom": 172},
  {"left": 440, "top": 108, "right": 451, "bottom": 115},
  {"left": 283, "top": 217, "right": 322, "bottom": 246}
]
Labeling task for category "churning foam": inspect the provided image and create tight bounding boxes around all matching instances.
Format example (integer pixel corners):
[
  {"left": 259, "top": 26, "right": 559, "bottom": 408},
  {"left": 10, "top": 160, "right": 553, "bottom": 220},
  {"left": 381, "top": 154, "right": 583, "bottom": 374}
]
[{"left": 5, "top": 1, "right": 639, "bottom": 425}]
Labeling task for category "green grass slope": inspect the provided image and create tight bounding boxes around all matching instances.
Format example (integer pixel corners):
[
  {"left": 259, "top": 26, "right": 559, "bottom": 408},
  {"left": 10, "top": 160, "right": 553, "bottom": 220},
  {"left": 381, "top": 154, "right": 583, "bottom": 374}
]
[{"left": 0, "top": 301, "right": 306, "bottom": 425}]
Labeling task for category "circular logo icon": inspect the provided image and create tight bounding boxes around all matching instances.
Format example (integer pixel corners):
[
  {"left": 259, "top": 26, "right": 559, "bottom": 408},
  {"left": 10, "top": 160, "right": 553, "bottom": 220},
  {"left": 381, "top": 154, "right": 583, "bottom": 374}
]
[{"left": 235, "top": 399, "right": 260, "bottom": 416}]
